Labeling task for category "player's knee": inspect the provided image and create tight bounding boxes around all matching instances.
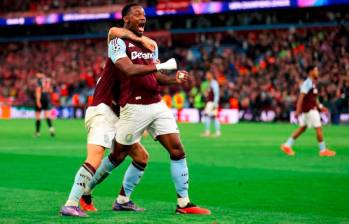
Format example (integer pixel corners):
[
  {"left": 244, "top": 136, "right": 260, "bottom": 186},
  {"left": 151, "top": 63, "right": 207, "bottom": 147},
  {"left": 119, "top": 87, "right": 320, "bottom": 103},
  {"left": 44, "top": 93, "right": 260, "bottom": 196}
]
[
  {"left": 85, "top": 158, "right": 101, "bottom": 170},
  {"left": 133, "top": 149, "right": 149, "bottom": 165},
  {"left": 109, "top": 150, "right": 127, "bottom": 166},
  {"left": 169, "top": 142, "right": 186, "bottom": 160},
  {"left": 141, "top": 149, "right": 149, "bottom": 163}
]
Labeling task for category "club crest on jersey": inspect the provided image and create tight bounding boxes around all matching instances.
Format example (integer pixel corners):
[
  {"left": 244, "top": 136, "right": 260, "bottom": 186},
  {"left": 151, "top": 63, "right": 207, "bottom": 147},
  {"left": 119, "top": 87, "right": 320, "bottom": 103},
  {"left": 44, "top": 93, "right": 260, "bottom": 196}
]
[
  {"left": 125, "top": 134, "right": 133, "bottom": 143},
  {"left": 131, "top": 51, "right": 154, "bottom": 60},
  {"left": 110, "top": 38, "right": 120, "bottom": 48}
]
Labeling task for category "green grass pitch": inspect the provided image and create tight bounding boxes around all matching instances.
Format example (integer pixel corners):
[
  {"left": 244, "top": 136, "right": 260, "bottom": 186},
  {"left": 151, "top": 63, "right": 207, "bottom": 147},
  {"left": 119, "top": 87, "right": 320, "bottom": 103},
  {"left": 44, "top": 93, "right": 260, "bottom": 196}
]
[{"left": 0, "top": 119, "right": 348, "bottom": 224}]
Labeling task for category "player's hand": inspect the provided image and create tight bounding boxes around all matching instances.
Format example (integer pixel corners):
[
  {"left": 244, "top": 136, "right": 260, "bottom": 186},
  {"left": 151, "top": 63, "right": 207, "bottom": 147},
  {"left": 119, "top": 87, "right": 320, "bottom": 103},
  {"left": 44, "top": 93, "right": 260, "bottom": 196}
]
[
  {"left": 155, "top": 58, "right": 177, "bottom": 71},
  {"left": 36, "top": 101, "right": 42, "bottom": 109},
  {"left": 294, "top": 111, "right": 300, "bottom": 119},
  {"left": 176, "top": 70, "right": 189, "bottom": 84},
  {"left": 320, "top": 106, "right": 328, "bottom": 113},
  {"left": 141, "top": 36, "right": 156, "bottom": 52}
]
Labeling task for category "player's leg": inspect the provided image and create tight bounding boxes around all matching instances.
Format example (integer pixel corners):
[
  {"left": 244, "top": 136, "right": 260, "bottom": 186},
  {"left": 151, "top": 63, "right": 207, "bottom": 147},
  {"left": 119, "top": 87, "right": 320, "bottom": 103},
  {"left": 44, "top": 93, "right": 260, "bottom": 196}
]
[
  {"left": 214, "top": 115, "right": 221, "bottom": 137},
  {"left": 307, "top": 109, "right": 335, "bottom": 156},
  {"left": 202, "top": 102, "right": 212, "bottom": 136},
  {"left": 63, "top": 144, "right": 105, "bottom": 210},
  {"left": 113, "top": 143, "right": 149, "bottom": 211},
  {"left": 87, "top": 140, "right": 133, "bottom": 189},
  {"left": 85, "top": 104, "right": 149, "bottom": 197},
  {"left": 204, "top": 116, "right": 211, "bottom": 136},
  {"left": 313, "top": 126, "right": 336, "bottom": 157},
  {"left": 61, "top": 105, "right": 116, "bottom": 216},
  {"left": 147, "top": 102, "right": 210, "bottom": 214},
  {"left": 34, "top": 109, "right": 41, "bottom": 137},
  {"left": 156, "top": 133, "right": 210, "bottom": 214},
  {"left": 61, "top": 144, "right": 105, "bottom": 217},
  {"left": 44, "top": 110, "right": 55, "bottom": 137},
  {"left": 281, "top": 112, "right": 308, "bottom": 156},
  {"left": 281, "top": 126, "right": 307, "bottom": 156}
]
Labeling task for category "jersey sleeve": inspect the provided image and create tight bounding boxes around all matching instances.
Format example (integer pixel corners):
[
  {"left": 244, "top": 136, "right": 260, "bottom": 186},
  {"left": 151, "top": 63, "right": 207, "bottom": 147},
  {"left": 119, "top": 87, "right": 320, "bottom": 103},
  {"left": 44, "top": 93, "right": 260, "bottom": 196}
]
[
  {"left": 108, "top": 38, "right": 127, "bottom": 63},
  {"left": 153, "top": 41, "right": 159, "bottom": 62},
  {"left": 211, "top": 80, "right": 220, "bottom": 104},
  {"left": 300, "top": 79, "right": 312, "bottom": 94}
]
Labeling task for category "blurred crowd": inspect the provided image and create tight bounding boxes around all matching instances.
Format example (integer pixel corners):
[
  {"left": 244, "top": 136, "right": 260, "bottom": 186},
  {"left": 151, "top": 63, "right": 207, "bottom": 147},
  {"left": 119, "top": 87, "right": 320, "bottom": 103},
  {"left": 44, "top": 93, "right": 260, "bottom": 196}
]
[
  {"left": 1, "top": 27, "right": 349, "bottom": 122},
  {"left": 0, "top": 0, "right": 218, "bottom": 14}
]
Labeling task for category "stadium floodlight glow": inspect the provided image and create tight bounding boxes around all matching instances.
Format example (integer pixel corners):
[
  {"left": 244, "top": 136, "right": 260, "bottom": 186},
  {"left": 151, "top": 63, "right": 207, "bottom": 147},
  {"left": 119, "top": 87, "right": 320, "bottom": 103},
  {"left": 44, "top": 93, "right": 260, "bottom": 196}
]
[
  {"left": 35, "top": 14, "right": 59, "bottom": 25},
  {"left": 6, "top": 17, "right": 25, "bottom": 25},
  {"left": 192, "top": 2, "right": 224, "bottom": 14},
  {"left": 297, "top": 0, "right": 349, "bottom": 7},
  {"left": 63, "top": 13, "right": 111, "bottom": 22},
  {"left": 229, "top": 0, "right": 291, "bottom": 10}
]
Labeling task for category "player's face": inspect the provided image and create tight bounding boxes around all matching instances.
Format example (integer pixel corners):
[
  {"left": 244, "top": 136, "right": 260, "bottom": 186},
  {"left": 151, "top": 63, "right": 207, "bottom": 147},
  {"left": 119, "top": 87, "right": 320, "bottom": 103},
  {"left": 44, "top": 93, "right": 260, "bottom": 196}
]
[
  {"left": 312, "top": 67, "right": 319, "bottom": 79},
  {"left": 206, "top": 72, "right": 212, "bottom": 80},
  {"left": 124, "top": 6, "right": 146, "bottom": 36}
]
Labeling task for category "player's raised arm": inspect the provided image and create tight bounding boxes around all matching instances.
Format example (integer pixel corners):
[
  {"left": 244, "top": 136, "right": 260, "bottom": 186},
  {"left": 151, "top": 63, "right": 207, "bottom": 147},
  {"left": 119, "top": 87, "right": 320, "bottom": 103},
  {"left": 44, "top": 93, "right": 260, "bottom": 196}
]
[
  {"left": 155, "top": 71, "right": 189, "bottom": 85},
  {"left": 108, "top": 38, "right": 177, "bottom": 77},
  {"left": 108, "top": 27, "right": 155, "bottom": 52}
]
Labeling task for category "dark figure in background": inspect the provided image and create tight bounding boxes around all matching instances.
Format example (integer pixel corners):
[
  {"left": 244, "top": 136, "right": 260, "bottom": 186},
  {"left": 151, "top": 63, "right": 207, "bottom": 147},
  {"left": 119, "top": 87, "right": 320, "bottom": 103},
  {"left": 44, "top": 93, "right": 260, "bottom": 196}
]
[{"left": 34, "top": 72, "right": 55, "bottom": 137}]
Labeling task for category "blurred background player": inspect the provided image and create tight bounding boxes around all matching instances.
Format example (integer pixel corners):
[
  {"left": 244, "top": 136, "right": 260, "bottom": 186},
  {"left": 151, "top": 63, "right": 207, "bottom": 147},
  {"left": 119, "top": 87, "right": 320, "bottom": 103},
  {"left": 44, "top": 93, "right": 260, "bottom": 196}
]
[
  {"left": 34, "top": 72, "right": 55, "bottom": 137},
  {"left": 281, "top": 66, "right": 336, "bottom": 157},
  {"left": 202, "top": 71, "right": 221, "bottom": 137}
]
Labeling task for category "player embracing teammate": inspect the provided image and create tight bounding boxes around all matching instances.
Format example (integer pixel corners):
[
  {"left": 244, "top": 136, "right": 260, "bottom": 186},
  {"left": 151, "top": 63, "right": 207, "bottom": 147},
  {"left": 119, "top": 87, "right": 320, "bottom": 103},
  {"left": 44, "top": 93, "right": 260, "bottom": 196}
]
[{"left": 60, "top": 3, "right": 210, "bottom": 217}]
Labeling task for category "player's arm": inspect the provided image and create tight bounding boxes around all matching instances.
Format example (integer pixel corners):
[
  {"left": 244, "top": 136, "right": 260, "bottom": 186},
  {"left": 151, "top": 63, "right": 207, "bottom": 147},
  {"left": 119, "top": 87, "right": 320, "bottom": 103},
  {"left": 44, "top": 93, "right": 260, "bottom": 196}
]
[
  {"left": 295, "top": 93, "right": 305, "bottom": 117},
  {"left": 35, "top": 86, "right": 42, "bottom": 108},
  {"left": 155, "top": 71, "right": 188, "bottom": 86},
  {"left": 316, "top": 99, "right": 327, "bottom": 112},
  {"left": 109, "top": 38, "right": 176, "bottom": 77},
  {"left": 108, "top": 27, "right": 155, "bottom": 52},
  {"left": 296, "top": 79, "right": 311, "bottom": 117}
]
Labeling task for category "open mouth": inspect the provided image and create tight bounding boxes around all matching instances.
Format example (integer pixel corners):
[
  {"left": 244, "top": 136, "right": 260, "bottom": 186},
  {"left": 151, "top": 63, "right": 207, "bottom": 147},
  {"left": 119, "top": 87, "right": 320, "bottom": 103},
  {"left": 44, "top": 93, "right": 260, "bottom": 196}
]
[{"left": 138, "top": 22, "right": 145, "bottom": 33}]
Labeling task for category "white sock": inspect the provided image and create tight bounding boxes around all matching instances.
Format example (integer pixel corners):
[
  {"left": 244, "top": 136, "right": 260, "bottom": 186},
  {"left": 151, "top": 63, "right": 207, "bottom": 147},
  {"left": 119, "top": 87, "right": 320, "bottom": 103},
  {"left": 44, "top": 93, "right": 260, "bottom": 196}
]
[
  {"left": 117, "top": 195, "right": 130, "bottom": 204},
  {"left": 65, "top": 200, "right": 78, "bottom": 207},
  {"left": 177, "top": 197, "right": 190, "bottom": 208}
]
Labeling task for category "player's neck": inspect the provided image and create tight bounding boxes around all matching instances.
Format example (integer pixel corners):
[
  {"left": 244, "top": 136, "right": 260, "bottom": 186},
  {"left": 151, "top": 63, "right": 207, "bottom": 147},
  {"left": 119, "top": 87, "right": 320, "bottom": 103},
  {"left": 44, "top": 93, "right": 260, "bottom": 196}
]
[{"left": 309, "top": 76, "right": 317, "bottom": 82}]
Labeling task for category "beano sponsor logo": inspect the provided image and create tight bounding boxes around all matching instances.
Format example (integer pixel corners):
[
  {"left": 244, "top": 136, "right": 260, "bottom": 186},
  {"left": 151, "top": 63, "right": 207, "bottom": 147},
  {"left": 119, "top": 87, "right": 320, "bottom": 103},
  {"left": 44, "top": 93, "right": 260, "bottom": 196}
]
[{"left": 131, "top": 51, "right": 154, "bottom": 60}]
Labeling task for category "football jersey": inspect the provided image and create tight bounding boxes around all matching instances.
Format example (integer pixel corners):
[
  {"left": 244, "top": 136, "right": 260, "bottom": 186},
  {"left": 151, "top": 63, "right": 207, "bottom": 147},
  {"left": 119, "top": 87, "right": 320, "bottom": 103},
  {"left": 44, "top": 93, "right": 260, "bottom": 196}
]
[
  {"left": 36, "top": 77, "right": 51, "bottom": 101},
  {"left": 108, "top": 37, "right": 161, "bottom": 106},
  {"left": 300, "top": 78, "right": 318, "bottom": 113},
  {"left": 91, "top": 58, "right": 121, "bottom": 115}
]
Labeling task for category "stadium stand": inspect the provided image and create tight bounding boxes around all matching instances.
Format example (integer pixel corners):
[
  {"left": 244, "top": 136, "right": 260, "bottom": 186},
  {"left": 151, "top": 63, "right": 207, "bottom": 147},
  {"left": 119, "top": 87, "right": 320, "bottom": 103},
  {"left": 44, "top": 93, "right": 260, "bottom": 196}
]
[{"left": 1, "top": 27, "right": 348, "bottom": 122}]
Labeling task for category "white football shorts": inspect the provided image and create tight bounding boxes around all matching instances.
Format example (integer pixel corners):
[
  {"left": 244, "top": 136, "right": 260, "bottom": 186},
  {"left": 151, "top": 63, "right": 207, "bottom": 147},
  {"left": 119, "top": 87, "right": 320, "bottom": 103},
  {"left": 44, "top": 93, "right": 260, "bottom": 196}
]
[
  {"left": 115, "top": 101, "right": 179, "bottom": 145},
  {"left": 204, "top": 101, "right": 218, "bottom": 117},
  {"left": 299, "top": 109, "right": 321, "bottom": 128},
  {"left": 85, "top": 103, "right": 119, "bottom": 148}
]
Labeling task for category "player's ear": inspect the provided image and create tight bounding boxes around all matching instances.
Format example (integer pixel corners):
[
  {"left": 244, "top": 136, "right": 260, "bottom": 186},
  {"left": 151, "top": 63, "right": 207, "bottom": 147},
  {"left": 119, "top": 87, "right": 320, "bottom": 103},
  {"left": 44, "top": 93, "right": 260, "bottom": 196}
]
[{"left": 123, "top": 16, "right": 129, "bottom": 25}]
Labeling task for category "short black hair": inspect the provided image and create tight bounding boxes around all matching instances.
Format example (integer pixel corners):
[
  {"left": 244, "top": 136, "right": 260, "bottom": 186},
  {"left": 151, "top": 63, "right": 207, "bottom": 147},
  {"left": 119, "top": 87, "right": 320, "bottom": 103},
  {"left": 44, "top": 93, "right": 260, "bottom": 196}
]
[
  {"left": 122, "top": 3, "right": 141, "bottom": 18},
  {"left": 306, "top": 65, "right": 316, "bottom": 74}
]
